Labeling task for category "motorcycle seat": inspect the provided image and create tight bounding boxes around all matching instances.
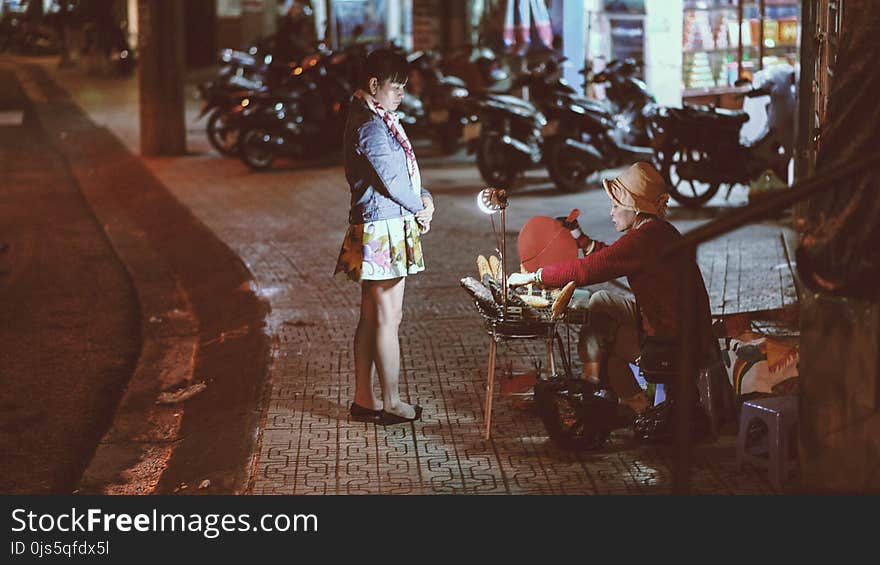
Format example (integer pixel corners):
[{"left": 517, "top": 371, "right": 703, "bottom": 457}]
[
  {"left": 566, "top": 95, "right": 611, "bottom": 114},
  {"left": 485, "top": 93, "right": 536, "bottom": 111},
  {"left": 438, "top": 75, "right": 467, "bottom": 88},
  {"left": 682, "top": 104, "right": 749, "bottom": 125}
]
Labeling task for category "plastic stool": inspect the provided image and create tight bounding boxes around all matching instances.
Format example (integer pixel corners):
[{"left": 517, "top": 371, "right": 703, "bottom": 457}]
[{"left": 736, "top": 395, "right": 799, "bottom": 490}]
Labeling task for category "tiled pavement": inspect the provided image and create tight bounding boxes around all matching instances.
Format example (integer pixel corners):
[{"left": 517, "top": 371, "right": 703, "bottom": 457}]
[{"left": 15, "top": 57, "right": 792, "bottom": 494}]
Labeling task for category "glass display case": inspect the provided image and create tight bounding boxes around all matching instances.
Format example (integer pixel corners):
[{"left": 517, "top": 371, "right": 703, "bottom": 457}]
[{"left": 683, "top": 0, "right": 799, "bottom": 103}]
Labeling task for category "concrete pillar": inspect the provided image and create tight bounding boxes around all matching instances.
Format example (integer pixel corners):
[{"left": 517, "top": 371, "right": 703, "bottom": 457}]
[
  {"left": 387, "top": 0, "right": 401, "bottom": 45},
  {"left": 311, "top": 0, "right": 328, "bottom": 42},
  {"left": 262, "top": 0, "right": 277, "bottom": 37},
  {"left": 645, "top": 0, "right": 683, "bottom": 107},
  {"left": 137, "top": 0, "right": 186, "bottom": 156},
  {"left": 445, "top": 0, "right": 468, "bottom": 52},
  {"left": 240, "top": 0, "right": 266, "bottom": 44},
  {"left": 127, "top": 0, "right": 138, "bottom": 47},
  {"left": 558, "top": 0, "right": 587, "bottom": 94},
  {"left": 411, "top": 0, "right": 442, "bottom": 51}
]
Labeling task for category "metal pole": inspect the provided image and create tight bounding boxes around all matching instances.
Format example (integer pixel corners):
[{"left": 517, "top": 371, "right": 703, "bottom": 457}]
[
  {"left": 500, "top": 207, "right": 508, "bottom": 316},
  {"left": 759, "top": 0, "right": 766, "bottom": 71},
  {"left": 737, "top": 0, "right": 744, "bottom": 78},
  {"left": 673, "top": 248, "right": 698, "bottom": 494}
]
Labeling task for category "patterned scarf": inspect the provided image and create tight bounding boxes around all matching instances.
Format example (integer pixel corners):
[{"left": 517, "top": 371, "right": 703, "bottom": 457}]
[{"left": 355, "top": 90, "right": 421, "bottom": 193}]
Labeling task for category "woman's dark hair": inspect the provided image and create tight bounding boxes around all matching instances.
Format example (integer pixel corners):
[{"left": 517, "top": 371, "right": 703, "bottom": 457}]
[{"left": 359, "top": 48, "right": 409, "bottom": 91}]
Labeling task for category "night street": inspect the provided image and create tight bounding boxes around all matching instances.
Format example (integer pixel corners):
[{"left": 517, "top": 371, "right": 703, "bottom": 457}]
[
  {"left": 0, "top": 67, "right": 138, "bottom": 494},
  {"left": 1, "top": 0, "right": 876, "bottom": 508},
  {"left": 1, "top": 55, "right": 797, "bottom": 495}
]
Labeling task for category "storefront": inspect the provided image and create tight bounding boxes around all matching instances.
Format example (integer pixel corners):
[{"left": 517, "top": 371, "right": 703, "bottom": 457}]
[
  {"left": 681, "top": 0, "right": 800, "bottom": 108},
  {"left": 581, "top": 0, "right": 801, "bottom": 108}
]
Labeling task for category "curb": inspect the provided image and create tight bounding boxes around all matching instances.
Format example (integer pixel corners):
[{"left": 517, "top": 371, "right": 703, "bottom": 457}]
[{"left": 18, "top": 62, "right": 270, "bottom": 494}]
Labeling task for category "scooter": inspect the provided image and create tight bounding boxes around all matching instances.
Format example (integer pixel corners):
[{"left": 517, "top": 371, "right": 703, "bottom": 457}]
[
  {"left": 197, "top": 82, "right": 263, "bottom": 156},
  {"left": 540, "top": 58, "right": 654, "bottom": 193},
  {"left": 584, "top": 58, "right": 656, "bottom": 147},
  {"left": 647, "top": 88, "right": 790, "bottom": 207},
  {"left": 467, "top": 54, "right": 596, "bottom": 190},
  {"left": 406, "top": 49, "right": 475, "bottom": 153},
  {"left": 237, "top": 51, "right": 349, "bottom": 170}
]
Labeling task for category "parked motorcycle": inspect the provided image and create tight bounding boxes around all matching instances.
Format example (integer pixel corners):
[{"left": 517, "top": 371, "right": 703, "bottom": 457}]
[
  {"left": 647, "top": 89, "right": 789, "bottom": 207},
  {"left": 467, "top": 75, "right": 547, "bottom": 189},
  {"left": 535, "top": 58, "right": 654, "bottom": 193},
  {"left": 0, "top": 13, "right": 59, "bottom": 55},
  {"left": 468, "top": 54, "right": 611, "bottom": 191},
  {"left": 237, "top": 51, "right": 349, "bottom": 170},
  {"left": 585, "top": 58, "right": 656, "bottom": 147},
  {"left": 197, "top": 82, "right": 263, "bottom": 156},
  {"left": 406, "top": 49, "right": 476, "bottom": 153}
]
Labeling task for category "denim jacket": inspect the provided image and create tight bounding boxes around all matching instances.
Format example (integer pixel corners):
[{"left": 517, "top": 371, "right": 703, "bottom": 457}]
[{"left": 344, "top": 97, "right": 432, "bottom": 224}]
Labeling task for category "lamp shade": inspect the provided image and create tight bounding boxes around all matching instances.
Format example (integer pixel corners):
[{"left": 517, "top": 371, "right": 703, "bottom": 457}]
[
  {"left": 477, "top": 187, "right": 507, "bottom": 214},
  {"left": 517, "top": 216, "right": 578, "bottom": 272}
]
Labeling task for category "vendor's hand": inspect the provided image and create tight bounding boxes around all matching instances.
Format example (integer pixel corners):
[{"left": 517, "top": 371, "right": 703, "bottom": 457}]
[
  {"left": 417, "top": 219, "right": 431, "bottom": 235},
  {"left": 508, "top": 272, "right": 537, "bottom": 288},
  {"left": 555, "top": 209, "right": 583, "bottom": 239}
]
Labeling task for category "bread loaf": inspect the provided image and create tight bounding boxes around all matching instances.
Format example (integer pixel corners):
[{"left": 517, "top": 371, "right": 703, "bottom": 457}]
[
  {"left": 488, "top": 255, "right": 502, "bottom": 280},
  {"left": 477, "top": 255, "right": 492, "bottom": 280},
  {"left": 551, "top": 281, "right": 577, "bottom": 321}
]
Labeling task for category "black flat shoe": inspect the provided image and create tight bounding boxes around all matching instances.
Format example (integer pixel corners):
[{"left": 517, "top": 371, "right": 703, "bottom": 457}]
[
  {"left": 379, "top": 404, "right": 423, "bottom": 425},
  {"left": 350, "top": 402, "right": 384, "bottom": 423}
]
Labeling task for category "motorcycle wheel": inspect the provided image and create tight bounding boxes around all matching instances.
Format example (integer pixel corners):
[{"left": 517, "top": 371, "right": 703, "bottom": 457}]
[
  {"left": 476, "top": 135, "right": 517, "bottom": 189},
  {"left": 660, "top": 149, "right": 721, "bottom": 207},
  {"left": 239, "top": 128, "right": 276, "bottom": 170},
  {"left": 207, "top": 108, "right": 241, "bottom": 157},
  {"left": 545, "top": 137, "right": 597, "bottom": 193}
]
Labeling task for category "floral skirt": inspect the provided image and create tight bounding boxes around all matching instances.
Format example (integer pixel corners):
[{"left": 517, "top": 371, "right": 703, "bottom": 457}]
[{"left": 334, "top": 215, "right": 425, "bottom": 282}]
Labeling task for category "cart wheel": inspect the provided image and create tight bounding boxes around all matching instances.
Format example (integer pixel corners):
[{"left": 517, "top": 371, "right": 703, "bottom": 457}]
[{"left": 661, "top": 148, "right": 721, "bottom": 207}]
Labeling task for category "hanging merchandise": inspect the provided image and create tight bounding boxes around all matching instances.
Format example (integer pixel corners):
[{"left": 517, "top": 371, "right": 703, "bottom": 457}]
[
  {"left": 502, "top": 0, "right": 553, "bottom": 52},
  {"left": 530, "top": 0, "right": 553, "bottom": 48}
]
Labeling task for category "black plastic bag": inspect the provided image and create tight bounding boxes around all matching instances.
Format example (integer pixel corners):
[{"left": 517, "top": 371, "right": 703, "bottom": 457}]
[{"left": 534, "top": 379, "right": 625, "bottom": 450}]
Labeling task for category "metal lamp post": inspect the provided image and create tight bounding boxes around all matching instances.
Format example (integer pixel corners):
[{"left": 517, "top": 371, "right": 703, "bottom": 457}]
[{"left": 477, "top": 187, "right": 509, "bottom": 316}]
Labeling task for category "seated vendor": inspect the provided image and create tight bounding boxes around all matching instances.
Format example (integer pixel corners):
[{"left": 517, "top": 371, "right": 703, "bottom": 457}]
[{"left": 508, "top": 162, "right": 717, "bottom": 441}]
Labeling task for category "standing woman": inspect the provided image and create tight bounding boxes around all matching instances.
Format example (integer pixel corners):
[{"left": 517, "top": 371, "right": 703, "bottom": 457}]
[{"left": 335, "top": 49, "right": 434, "bottom": 424}]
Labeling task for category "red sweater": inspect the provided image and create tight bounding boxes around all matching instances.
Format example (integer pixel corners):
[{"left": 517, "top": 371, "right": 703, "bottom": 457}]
[{"left": 540, "top": 220, "right": 714, "bottom": 350}]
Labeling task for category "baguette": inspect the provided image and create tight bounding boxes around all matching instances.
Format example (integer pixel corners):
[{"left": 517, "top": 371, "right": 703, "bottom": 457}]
[
  {"left": 488, "top": 255, "right": 502, "bottom": 280},
  {"left": 551, "top": 281, "right": 577, "bottom": 321},
  {"left": 476, "top": 255, "right": 492, "bottom": 280}
]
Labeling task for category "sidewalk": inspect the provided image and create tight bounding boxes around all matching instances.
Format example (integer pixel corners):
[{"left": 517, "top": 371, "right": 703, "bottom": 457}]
[{"left": 11, "top": 55, "right": 795, "bottom": 494}]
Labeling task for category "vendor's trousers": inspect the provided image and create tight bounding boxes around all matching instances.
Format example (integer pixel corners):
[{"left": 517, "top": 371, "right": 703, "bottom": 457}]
[{"left": 577, "top": 290, "right": 642, "bottom": 398}]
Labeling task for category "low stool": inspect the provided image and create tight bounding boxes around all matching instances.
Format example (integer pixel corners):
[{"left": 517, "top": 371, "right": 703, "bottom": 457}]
[{"left": 736, "top": 395, "right": 799, "bottom": 490}]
